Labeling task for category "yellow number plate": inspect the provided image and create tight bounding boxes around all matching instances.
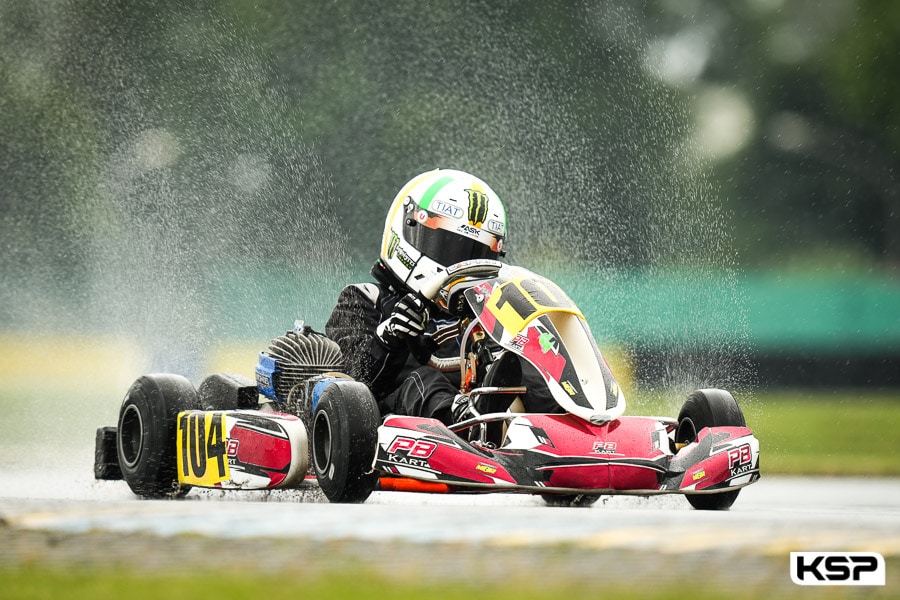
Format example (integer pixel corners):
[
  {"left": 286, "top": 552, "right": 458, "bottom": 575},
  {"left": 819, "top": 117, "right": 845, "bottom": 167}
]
[{"left": 177, "top": 411, "right": 230, "bottom": 486}]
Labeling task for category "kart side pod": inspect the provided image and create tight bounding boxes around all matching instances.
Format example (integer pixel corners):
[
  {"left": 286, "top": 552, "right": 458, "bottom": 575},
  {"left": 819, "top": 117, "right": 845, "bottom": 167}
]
[{"left": 175, "top": 410, "right": 309, "bottom": 490}]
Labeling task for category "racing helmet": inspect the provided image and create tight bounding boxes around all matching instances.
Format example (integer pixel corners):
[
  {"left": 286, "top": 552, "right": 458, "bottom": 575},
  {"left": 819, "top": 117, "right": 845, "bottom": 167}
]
[{"left": 380, "top": 169, "right": 507, "bottom": 296}]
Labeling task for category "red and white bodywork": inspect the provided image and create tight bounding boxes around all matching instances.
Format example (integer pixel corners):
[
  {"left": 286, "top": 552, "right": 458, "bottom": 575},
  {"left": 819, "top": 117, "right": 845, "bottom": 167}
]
[
  {"left": 176, "top": 410, "right": 308, "bottom": 490},
  {"left": 375, "top": 413, "right": 759, "bottom": 495}
]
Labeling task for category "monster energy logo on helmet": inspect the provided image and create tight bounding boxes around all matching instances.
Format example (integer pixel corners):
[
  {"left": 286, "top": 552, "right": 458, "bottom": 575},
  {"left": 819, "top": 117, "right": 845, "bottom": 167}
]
[
  {"left": 465, "top": 188, "right": 489, "bottom": 227},
  {"left": 387, "top": 230, "right": 400, "bottom": 258}
]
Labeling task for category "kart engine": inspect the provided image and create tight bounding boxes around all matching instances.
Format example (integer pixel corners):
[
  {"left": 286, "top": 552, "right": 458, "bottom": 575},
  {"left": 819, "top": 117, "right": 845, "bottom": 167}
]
[{"left": 256, "top": 322, "right": 344, "bottom": 411}]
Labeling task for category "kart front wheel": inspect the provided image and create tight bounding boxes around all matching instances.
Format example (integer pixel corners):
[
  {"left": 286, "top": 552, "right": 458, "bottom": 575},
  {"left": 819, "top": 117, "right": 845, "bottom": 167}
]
[
  {"left": 676, "top": 388, "right": 745, "bottom": 511},
  {"left": 311, "top": 380, "right": 379, "bottom": 503},
  {"left": 117, "top": 373, "right": 198, "bottom": 498}
]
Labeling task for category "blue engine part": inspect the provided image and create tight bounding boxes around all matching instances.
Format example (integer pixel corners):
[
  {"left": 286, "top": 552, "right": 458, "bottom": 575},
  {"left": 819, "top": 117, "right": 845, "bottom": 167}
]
[
  {"left": 309, "top": 376, "right": 345, "bottom": 413},
  {"left": 255, "top": 352, "right": 280, "bottom": 402}
]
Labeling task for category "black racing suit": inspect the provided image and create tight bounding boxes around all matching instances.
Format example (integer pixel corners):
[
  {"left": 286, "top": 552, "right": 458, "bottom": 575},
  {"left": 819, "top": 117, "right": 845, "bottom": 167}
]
[{"left": 325, "top": 261, "right": 559, "bottom": 425}]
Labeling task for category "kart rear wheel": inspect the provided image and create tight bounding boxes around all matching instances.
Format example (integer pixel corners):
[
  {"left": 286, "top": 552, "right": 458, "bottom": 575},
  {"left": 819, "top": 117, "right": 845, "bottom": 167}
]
[
  {"left": 197, "top": 372, "right": 258, "bottom": 410},
  {"left": 117, "top": 373, "right": 198, "bottom": 499},
  {"left": 311, "top": 381, "right": 379, "bottom": 503},
  {"left": 541, "top": 493, "right": 600, "bottom": 507},
  {"left": 676, "top": 388, "right": 745, "bottom": 511}
]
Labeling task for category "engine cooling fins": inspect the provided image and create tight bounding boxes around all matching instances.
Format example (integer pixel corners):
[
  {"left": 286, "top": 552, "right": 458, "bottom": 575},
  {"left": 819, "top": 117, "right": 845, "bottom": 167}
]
[{"left": 256, "top": 324, "right": 344, "bottom": 405}]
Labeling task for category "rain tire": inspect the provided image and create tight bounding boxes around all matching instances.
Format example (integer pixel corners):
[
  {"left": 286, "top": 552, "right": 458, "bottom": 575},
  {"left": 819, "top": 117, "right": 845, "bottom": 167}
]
[
  {"left": 311, "top": 381, "right": 379, "bottom": 503},
  {"left": 117, "top": 373, "right": 198, "bottom": 498},
  {"left": 676, "top": 388, "right": 745, "bottom": 510}
]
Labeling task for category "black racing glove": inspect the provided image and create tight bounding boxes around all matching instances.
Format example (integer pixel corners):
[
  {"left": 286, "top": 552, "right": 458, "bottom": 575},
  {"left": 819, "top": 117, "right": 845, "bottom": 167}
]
[{"left": 376, "top": 293, "right": 428, "bottom": 348}]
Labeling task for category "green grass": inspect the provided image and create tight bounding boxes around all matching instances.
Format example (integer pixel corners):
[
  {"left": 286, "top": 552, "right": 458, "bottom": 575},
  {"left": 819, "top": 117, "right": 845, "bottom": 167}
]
[
  {"left": 0, "top": 565, "right": 864, "bottom": 600},
  {"left": 629, "top": 388, "right": 900, "bottom": 476},
  {"left": 746, "top": 390, "right": 900, "bottom": 476},
  {"left": 0, "top": 568, "right": 451, "bottom": 600}
]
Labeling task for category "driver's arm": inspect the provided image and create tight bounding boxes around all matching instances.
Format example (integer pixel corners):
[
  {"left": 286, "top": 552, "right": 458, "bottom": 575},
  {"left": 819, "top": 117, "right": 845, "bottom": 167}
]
[{"left": 325, "top": 284, "right": 410, "bottom": 401}]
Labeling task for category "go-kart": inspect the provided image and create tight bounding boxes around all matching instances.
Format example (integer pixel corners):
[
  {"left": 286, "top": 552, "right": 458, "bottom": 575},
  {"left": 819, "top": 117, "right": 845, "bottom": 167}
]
[{"left": 94, "top": 260, "right": 760, "bottom": 510}]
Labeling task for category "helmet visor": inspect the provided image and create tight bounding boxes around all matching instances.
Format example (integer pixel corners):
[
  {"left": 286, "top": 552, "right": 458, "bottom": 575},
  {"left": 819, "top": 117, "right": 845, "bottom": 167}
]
[{"left": 405, "top": 221, "right": 500, "bottom": 267}]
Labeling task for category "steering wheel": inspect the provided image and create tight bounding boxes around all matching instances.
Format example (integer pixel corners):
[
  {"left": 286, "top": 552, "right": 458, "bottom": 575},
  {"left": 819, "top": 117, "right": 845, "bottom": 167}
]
[
  {"left": 419, "top": 259, "right": 502, "bottom": 372},
  {"left": 419, "top": 259, "right": 502, "bottom": 303}
]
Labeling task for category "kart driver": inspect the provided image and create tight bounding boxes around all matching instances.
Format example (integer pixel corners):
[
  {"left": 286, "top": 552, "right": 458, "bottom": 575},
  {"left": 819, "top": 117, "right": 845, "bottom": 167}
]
[{"left": 325, "top": 168, "right": 558, "bottom": 426}]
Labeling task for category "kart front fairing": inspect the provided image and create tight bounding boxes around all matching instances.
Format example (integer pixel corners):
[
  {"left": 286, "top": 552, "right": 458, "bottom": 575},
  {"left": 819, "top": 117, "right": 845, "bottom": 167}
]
[
  {"left": 461, "top": 265, "right": 626, "bottom": 424},
  {"left": 375, "top": 413, "right": 760, "bottom": 495}
]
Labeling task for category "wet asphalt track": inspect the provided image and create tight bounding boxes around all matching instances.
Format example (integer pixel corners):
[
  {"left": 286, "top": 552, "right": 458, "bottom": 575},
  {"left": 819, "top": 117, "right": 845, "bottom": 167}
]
[{"left": 1, "top": 471, "right": 898, "bottom": 592}]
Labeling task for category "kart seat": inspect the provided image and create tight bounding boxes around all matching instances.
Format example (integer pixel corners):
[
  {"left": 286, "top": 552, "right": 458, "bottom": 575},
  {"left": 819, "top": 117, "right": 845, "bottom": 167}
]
[{"left": 477, "top": 351, "right": 523, "bottom": 445}]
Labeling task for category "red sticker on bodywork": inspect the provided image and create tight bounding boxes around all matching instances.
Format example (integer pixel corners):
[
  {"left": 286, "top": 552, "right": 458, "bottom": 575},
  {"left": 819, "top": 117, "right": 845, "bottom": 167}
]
[
  {"left": 229, "top": 424, "right": 292, "bottom": 471},
  {"left": 519, "top": 324, "right": 567, "bottom": 381}
]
